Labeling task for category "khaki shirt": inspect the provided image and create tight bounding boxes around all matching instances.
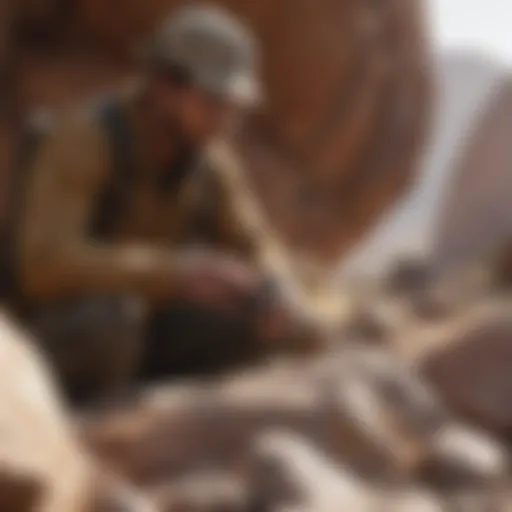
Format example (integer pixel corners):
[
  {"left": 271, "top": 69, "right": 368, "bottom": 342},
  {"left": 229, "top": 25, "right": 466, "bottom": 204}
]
[{"left": 16, "top": 87, "right": 292, "bottom": 304}]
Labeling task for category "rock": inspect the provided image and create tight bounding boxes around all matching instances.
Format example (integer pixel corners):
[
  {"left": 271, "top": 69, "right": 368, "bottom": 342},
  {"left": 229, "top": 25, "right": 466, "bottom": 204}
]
[
  {"left": 492, "top": 239, "right": 512, "bottom": 289},
  {"left": 432, "top": 75, "right": 512, "bottom": 273},
  {"left": 251, "top": 429, "right": 376, "bottom": 512},
  {"left": 329, "top": 347, "right": 510, "bottom": 490},
  {"left": 79, "top": 363, "right": 323, "bottom": 483},
  {"left": 81, "top": 347, "right": 511, "bottom": 509},
  {"left": 385, "top": 258, "right": 433, "bottom": 298},
  {"left": 321, "top": 347, "right": 449, "bottom": 480},
  {"left": 87, "top": 472, "right": 159, "bottom": 512},
  {"left": 382, "top": 489, "right": 445, "bottom": 512},
  {"left": 151, "top": 471, "right": 247, "bottom": 512},
  {"left": 416, "top": 422, "right": 509, "bottom": 489},
  {"left": 339, "top": 305, "right": 391, "bottom": 345},
  {"left": 407, "top": 300, "right": 512, "bottom": 433},
  {"left": 0, "top": 310, "right": 94, "bottom": 511},
  {"left": 81, "top": 346, "right": 504, "bottom": 491},
  {"left": 0, "top": 309, "right": 157, "bottom": 512}
]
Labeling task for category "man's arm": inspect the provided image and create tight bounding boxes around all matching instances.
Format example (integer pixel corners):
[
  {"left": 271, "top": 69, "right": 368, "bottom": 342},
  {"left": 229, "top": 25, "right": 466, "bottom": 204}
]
[
  {"left": 17, "top": 113, "right": 185, "bottom": 303},
  {"left": 205, "top": 142, "right": 319, "bottom": 321}
]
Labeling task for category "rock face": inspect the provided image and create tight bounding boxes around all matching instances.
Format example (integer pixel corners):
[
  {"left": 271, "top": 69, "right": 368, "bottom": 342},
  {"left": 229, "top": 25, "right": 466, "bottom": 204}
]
[
  {"left": 338, "top": 51, "right": 511, "bottom": 281},
  {"left": 432, "top": 74, "right": 512, "bottom": 273},
  {"left": 494, "top": 241, "right": 512, "bottom": 288},
  {"left": 414, "top": 302, "right": 512, "bottom": 434},
  {"left": 12, "top": 0, "right": 431, "bottom": 267},
  {"left": 1, "top": 304, "right": 510, "bottom": 510}
]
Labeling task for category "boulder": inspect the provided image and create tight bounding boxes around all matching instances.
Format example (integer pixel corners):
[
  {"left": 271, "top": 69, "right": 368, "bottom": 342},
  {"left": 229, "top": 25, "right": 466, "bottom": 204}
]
[
  {"left": 252, "top": 430, "right": 451, "bottom": 512},
  {"left": 150, "top": 471, "right": 247, "bottom": 512},
  {"left": 432, "top": 76, "right": 512, "bottom": 273},
  {"left": 410, "top": 300, "right": 512, "bottom": 434},
  {"left": 0, "top": 310, "right": 93, "bottom": 511},
  {"left": 492, "top": 239, "right": 512, "bottom": 289},
  {"left": 81, "top": 346, "right": 508, "bottom": 492},
  {"left": 0, "top": 309, "right": 157, "bottom": 512},
  {"left": 251, "top": 430, "right": 377, "bottom": 511}
]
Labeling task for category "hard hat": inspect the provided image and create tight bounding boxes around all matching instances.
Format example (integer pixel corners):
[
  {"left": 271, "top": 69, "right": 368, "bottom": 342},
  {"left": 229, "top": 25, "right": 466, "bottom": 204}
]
[{"left": 146, "top": 5, "right": 262, "bottom": 107}]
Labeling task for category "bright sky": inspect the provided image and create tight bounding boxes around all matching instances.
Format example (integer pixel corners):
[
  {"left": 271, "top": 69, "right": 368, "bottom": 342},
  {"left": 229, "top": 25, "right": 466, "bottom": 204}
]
[{"left": 431, "top": 0, "right": 512, "bottom": 65}]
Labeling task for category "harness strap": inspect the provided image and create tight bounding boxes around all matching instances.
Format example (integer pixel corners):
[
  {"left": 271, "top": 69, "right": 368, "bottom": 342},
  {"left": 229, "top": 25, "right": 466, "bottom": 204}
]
[{"left": 90, "top": 98, "right": 135, "bottom": 237}]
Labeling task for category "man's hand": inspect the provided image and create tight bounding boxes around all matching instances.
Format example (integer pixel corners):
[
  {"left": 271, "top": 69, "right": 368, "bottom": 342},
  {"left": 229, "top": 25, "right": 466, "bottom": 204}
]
[
  {"left": 171, "top": 249, "right": 325, "bottom": 354},
  {"left": 256, "top": 292, "right": 325, "bottom": 355}
]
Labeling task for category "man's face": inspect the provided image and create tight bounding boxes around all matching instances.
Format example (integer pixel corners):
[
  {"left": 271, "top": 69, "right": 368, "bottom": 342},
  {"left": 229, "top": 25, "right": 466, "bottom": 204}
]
[{"left": 151, "top": 74, "right": 238, "bottom": 147}]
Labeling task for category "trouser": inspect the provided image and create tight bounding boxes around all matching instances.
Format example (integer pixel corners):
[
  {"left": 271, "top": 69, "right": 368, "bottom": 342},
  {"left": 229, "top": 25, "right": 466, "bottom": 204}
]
[{"left": 23, "top": 296, "right": 263, "bottom": 404}]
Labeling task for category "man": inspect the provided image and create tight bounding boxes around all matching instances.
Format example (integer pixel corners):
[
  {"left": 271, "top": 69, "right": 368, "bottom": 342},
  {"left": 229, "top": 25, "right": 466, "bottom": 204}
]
[{"left": 11, "top": 5, "right": 319, "bottom": 402}]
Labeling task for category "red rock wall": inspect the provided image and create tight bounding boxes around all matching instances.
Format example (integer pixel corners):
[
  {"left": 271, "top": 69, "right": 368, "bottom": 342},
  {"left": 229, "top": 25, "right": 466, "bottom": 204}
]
[
  {"left": 11, "top": 0, "right": 432, "bottom": 267},
  {"left": 433, "top": 78, "right": 512, "bottom": 272}
]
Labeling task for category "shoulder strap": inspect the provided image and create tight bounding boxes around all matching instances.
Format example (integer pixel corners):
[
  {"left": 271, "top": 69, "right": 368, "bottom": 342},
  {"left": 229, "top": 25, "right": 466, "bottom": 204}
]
[
  {"left": 89, "top": 98, "right": 135, "bottom": 236},
  {"left": 184, "top": 155, "right": 225, "bottom": 244}
]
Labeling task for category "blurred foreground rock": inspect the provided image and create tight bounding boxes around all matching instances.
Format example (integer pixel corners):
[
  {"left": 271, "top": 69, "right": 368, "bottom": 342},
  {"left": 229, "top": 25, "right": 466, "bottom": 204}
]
[
  {"left": 1, "top": 293, "right": 512, "bottom": 510},
  {"left": 81, "top": 347, "right": 509, "bottom": 505},
  {"left": 0, "top": 310, "right": 93, "bottom": 511},
  {"left": 0, "top": 309, "right": 157, "bottom": 512},
  {"left": 405, "top": 300, "right": 512, "bottom": 435},
  {"left": 252, "top": 430, "right": 449, "bottom": 512},
  {"left": 11, "top": 0, "right": 431, "bottom": 266}
]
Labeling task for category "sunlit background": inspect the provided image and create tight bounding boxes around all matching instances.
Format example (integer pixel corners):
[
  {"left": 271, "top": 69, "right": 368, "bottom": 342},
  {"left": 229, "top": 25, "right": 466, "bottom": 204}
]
[
  {"left": 339, "top": 0, "right": 512, "bottom": 280},
  {"left": 433, "top": 0, "right": 512, "bottom": 64}
]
